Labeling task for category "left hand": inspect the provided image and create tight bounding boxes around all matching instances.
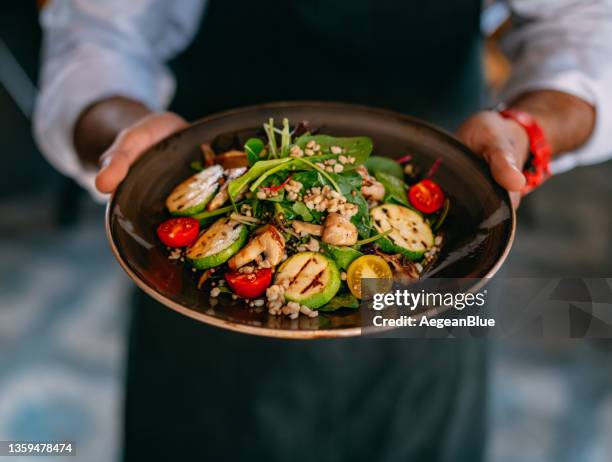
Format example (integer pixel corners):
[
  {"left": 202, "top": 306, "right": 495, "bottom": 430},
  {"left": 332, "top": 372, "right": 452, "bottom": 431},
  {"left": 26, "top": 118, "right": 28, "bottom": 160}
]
[{"left": 457, "top": 110, "right": 530, "bottom": 209}]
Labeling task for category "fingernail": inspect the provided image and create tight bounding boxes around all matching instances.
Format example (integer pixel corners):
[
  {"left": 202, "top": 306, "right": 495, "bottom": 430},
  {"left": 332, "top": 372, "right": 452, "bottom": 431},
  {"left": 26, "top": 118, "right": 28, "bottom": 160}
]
[
  {"left": 100, "top": 156, "right": 112, "bottom": 170},
  {"left": 503, "top": 152, "right": 518, "bottom": 168}
]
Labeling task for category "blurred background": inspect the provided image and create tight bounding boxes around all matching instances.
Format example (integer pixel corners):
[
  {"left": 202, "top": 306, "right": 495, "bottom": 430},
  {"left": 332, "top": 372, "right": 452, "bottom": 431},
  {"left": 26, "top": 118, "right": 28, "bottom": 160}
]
[{"left": 1, "top": 2, "right": 611, "bottom": 462}]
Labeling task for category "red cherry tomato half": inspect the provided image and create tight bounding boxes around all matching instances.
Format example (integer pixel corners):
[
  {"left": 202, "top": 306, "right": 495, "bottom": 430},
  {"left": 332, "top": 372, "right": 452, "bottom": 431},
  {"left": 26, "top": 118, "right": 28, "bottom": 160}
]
[
  {"left": 225, "top": 268, "right": 273, "bottom": 299},
  {"left": 157, "top": 217, "right": 200, "bottom": 247},
  {"left": 408, "top": 179, "right": 445, "bottom": 214}
]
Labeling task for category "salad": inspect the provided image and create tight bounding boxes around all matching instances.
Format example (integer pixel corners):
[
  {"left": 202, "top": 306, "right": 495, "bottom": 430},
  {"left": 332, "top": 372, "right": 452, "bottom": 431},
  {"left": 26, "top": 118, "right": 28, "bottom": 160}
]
[{"left": 157, "top": 119, "right": 448, "bottom": 319}]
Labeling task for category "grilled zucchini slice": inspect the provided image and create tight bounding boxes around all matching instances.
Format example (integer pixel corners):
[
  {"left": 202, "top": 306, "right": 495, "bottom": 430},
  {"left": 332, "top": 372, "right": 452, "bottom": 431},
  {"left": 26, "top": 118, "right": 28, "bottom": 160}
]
[
  {"left": 275, "top": 252, "right": 340, "bottom": 309},
  {"left": 370, "top": 204, "right": 433, "bottom": 260},
  {"left": 166, "top": 165, "right": 223, "bottom": 216},
  {"left": 186, "top": 217, "right": 248, "bottom": 269}
]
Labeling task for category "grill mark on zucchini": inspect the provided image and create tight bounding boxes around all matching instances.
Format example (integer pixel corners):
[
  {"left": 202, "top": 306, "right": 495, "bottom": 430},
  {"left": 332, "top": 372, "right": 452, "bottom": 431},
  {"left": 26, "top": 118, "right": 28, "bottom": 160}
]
[
  {"left": 289, "top": 257, "right": 315, "bottom": 285},
  {"left": 186, "top": 217, "right": 247, "bottom": 269},
  {"left": 276, "top": 252, "right": 340, "bottom": 308},
  {"left": 166, "top": 165, "right": 223, "bottom": 215},
  {"left": 370, "top": 204, "right": 434, "bottom": 260},
  {"left": 300, "top": 269, "right": 325, "bottom": 294}
]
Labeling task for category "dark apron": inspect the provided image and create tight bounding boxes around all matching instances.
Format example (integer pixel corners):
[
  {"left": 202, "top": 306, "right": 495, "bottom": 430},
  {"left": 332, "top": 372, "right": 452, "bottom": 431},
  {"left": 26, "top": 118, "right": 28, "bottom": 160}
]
[{"left": 124, "top": 1, "right": 486, "bottom": 461}]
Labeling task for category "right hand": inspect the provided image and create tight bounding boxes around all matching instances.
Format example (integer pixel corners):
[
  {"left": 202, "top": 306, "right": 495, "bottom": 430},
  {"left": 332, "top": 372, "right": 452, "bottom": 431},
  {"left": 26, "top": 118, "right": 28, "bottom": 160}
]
[{"left": 95, "top": 112, "right": 188, "bottom": 193}]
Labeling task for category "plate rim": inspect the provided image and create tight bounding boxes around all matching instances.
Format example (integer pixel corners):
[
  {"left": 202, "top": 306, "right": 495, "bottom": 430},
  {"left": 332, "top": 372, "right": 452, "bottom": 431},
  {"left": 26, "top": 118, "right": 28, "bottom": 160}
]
[{"left": 105, "top": 100, "right": 516, "bottom": 339}]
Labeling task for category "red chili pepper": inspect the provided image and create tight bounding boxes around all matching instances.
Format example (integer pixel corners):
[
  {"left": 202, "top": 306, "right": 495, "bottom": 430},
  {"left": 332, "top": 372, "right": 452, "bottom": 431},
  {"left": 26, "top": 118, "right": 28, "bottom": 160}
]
[
  {"left": 261, "top": 175, "right": 292, "bottom": 192},
  {"left": 396, "top": 154, "right": 413, "bottom": 164},
  {"left": 426, "top": 158, "right": 442, "bottom": 178}
]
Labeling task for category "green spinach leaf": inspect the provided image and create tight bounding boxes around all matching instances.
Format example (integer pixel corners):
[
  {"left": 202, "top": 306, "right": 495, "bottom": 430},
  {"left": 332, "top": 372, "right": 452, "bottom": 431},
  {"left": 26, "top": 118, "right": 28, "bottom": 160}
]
[
  {"left": 330, "top": 173, "right": 371, "bottom": 238},
  {"left": 375, "top": 171, "right": 409, "bottom": 207},
  {"left": 244, "top": 138, "right": 265, "bottom": 166},
  {"left": 274, "top": 202, "right": 298, "bottom": 221},
  {"left": 320, "top": 242, "right": 363, "bottom": 270},
  {"left": 291, "top": 171, "right": 327, "bottom": 190},
  {"left": 292, "top": 201, "right": 314, "bottom": 222},
  {"left": 365, "top": 156, "right": 403, "bottom": 179},
  {"left": 294, "top": 135, "right": 373, "bottom": 169},
  {"left": 339, "top": 170, "right": 364, "bottom": 189}
]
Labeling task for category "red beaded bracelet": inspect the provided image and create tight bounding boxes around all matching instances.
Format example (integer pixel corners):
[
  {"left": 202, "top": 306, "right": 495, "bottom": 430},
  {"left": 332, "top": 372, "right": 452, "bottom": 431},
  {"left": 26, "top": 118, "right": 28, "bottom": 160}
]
[{"left": 499, "top": 108, "right": 552, "bottom": 195}]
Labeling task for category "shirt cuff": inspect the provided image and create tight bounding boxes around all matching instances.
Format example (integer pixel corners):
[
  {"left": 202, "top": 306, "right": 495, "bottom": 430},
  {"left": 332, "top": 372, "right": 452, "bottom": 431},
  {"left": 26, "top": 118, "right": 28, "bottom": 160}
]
[
  {"left": 33, "top": 43, "right": 175, "bottom": 201},
  {"left": 498, "top": 67, "right": 612, "bottom": 175}
]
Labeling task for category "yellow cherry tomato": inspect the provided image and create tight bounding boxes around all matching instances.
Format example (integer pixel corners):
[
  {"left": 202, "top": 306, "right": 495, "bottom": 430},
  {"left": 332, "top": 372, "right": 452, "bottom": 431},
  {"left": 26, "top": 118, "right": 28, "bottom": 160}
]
[{"left": 346, "top": 255, "right": 393, "bottom": 299}]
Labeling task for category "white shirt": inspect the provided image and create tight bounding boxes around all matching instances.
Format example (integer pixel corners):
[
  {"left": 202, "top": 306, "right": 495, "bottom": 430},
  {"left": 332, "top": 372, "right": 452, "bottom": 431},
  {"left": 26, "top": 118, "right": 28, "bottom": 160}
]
[{"left": 33, "top": 0, "right": 612, "bottom": 198}]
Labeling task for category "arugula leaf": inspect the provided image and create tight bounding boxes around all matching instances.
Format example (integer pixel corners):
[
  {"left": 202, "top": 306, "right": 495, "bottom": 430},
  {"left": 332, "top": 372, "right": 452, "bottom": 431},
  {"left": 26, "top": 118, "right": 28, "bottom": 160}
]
[
  {"left": 292, "top": 201, "right": 313, "bottom": 222},
  {"left": 274, "top": 202, "right": 298, "bottom": 221},
  {"left": 232, "top": 156, "right": 340, "bottom": 202},
  {"left": 375, "top": 171, "right": 409, "bottom": 207},
  {"left": 227, "top": 158, "right": 292, "bottom": 201},
  {"left": 250, "top": 161, "right": 296, "bottom": 192},
  {"left": 294, "top": 135, "right": 373, "bottom": 169},
  {"left": 291, "top": 171, "right": 327, "bottom": 190},
  {"left": 190, "top": 160, "right": 204, "bottom": 171},
  {"left": 320, "top": 242, "right": 363, "bottom": 270},
  {"left": 262, "top": 190, "right": 286, "bottom": 202},
  {"left": 294, "top": 158, "right": 340, "bottom": 192},
  {"left": 244, "top": 138, "right": 265, "bottom": 166},
  {"left": 253, "top": 172, "right": 289, "bottom": 202},
  {"left": 318, "top": 293, "right": 360, "bottom": 312}
]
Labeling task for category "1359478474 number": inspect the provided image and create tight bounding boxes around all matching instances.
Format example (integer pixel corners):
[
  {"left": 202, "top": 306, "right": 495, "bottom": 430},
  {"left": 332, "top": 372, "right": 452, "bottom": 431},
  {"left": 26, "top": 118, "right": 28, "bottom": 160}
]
[{"left": 5, "top": 441, "right": 74, "bottom": 456}]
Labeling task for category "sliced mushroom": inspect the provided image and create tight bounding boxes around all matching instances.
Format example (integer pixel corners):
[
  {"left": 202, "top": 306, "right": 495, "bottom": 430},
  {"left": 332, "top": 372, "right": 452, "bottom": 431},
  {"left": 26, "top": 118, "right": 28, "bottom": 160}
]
[
  {"left": 321, "top": 213, "right": 358, "bottom": 246},
  {"left": 216, "top": 150, "right": 249, "bottom": 168},
  {"left": 228, "top": 225, "right": 285, "bottom": 270},
  {"left": 356, "top": 165, "right": 385, "bottom": 202},
  {"left": 362, "top": 182, "right": 385, "bottom": 202},
  {"left": 291, "top": 221, "right": 323, "bottom": 237}
]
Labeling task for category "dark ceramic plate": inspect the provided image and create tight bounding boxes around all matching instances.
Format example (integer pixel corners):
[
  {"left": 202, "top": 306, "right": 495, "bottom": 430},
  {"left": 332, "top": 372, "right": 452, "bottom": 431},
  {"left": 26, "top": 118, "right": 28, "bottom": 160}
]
[{"left": 106, "top": 102, "right": 515, "bottom": 338}]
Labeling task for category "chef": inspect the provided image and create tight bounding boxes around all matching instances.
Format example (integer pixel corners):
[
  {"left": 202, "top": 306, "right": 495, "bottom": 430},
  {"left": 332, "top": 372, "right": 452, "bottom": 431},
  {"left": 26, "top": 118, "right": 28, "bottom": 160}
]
[{"left": 34, "top": 1, "right": 612, "bottom": 460}]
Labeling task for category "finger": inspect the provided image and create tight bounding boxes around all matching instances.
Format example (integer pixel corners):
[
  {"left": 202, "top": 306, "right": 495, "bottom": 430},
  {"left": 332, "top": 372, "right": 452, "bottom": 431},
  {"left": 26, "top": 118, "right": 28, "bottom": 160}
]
[
  {"left": 482, "top": 146, "right": 526, "bottom": 192},
  {"left": 96, "top": 113, "right": 188, "bottom": 193},
  {"left": 95, "top": 149, "right": 133, "bottom": 193},
  {"left": 457, "top": 112, "right": 529, "bottom": 193}
]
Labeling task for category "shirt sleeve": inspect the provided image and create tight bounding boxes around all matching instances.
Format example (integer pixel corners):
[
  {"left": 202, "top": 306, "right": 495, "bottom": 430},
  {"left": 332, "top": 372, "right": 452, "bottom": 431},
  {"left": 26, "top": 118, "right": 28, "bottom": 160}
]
[
  {"left": 33, "top": 0, "right": 206, "bottom": 199},
  {"left": 500, "top": 0, "right": 612, "bottom": 174}
]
